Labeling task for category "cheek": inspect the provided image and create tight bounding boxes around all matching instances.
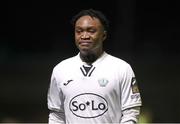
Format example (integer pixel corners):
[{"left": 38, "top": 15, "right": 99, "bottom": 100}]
[
  {"left": 93, "top": 34, "right": 104, "bottom": 42},
  {"left": 74, "top": 35, "right": 79, "bottom": 43},
  {"left": 74, "top": 35, "right": 81, "bottom": 48},
  {"left": 75, "top": 33, "right": 82, "bottom": 39}
]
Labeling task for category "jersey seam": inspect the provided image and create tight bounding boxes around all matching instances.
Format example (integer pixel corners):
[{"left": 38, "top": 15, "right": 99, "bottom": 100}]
[{"left": 122, "top": 103, "right": 142, "bottom": 111}]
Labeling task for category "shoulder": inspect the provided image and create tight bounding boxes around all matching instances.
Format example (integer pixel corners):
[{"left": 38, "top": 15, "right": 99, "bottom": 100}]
[
  {"left": 105, "top": 53, "right": 131, "bottom": 68},
  {"left": 103, "top": 53, "right": 134, "bottom": 75},
  {"left": 53, "top": 54, "right": 78, "bottom": 73},
  {"left": 105, "top": 53, "right": 135, "bottom": 77}
]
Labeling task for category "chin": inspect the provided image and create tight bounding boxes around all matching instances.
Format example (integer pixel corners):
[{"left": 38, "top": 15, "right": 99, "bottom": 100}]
[
  {"left": 79, "top": 49, "right": 97, "bottom": 63},
  {"left": 80, "top": 48, "right": 90, "bottom": 54}
]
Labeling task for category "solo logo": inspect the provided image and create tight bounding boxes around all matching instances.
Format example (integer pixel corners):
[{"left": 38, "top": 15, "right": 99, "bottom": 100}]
[{"left": 69, "top": 93, "right": 108, "bottom": 118}]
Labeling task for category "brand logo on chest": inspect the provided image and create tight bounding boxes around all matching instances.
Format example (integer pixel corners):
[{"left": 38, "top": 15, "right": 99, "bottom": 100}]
[{"left": 69, "top": 93, "right": 108, "bottom": 118}]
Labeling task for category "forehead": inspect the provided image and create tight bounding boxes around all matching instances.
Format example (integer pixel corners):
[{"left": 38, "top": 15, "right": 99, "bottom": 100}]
[{"left": 75, "top": 15, "right": 102, "bottom": 28}]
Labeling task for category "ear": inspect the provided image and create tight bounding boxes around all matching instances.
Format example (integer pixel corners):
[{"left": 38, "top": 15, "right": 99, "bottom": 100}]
[{"left": 102, "top": 31, "right": 107, "bottom": 41}]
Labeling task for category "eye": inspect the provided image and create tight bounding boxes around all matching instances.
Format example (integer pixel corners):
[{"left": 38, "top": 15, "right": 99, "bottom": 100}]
[
  {"left": 75, "top": 29, "right": 83, "bottom": 34},
  {"left": 88, "top": 29, "right": 96, "bottom": 33}
]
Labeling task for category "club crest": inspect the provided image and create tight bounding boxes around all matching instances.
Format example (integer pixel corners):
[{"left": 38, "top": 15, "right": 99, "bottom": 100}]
[
  {"left": 98, "top": 78, "right": 109, "bottom": 87},
  {"left": 131, "top": 77, "right": 139, "bottom": 94}
]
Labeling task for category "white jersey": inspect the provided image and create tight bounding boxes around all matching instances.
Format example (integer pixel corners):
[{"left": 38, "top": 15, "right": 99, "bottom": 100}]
[{"left": 47, "top": 52, "right": 142, "bottom": 124}]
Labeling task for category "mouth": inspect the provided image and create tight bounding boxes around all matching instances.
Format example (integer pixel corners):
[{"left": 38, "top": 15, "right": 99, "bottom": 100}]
[{"left": 79, "top": 41, "right": 92, "bottom": 46}]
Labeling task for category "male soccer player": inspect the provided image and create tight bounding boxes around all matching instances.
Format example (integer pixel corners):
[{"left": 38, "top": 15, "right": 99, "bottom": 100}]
[{"left": 47, "top": 9, "right": 142, "bottom": 124}]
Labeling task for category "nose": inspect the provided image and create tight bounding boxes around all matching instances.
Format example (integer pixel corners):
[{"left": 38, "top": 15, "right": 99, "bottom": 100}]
[{"left": 81, "top": 32, "right": 90, "bottom": 39}]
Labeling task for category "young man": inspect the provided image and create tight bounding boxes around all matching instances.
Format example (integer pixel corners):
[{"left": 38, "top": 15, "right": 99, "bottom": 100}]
[{"left": 47, "top": 9, "right": 142, "bottom": 124}]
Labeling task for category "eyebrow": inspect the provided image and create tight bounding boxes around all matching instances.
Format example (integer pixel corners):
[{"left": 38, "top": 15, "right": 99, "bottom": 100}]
[{"left": 75, "top": 25, "right": 97, "bottom": 29}]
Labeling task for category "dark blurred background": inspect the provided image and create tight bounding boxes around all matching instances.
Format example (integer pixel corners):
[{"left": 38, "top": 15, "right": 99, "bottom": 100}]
[{"left": 1, "top": 0, "right": 179, "bottom": 122}]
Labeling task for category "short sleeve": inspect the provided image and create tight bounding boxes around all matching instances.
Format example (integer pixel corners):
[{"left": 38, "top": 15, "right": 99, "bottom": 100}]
[
  {"left": 121, "top": 64, "right": 142, "bottom": 110},
  {"left": 47, "top": 70, "right": 64, "bottom": 112}
]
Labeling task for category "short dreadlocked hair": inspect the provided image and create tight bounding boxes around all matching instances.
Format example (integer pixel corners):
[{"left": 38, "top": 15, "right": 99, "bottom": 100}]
[{"left": 71, "top": 9, "right": 109, "bottom": 32}]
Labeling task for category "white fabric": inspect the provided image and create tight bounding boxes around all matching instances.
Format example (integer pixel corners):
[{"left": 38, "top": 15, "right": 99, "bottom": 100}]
[
  {"left": 47, "top": 52, "right": 142, "bottom": 124},
  {"left": 121, "top": 107, "right": 141, "bottom": 123}
]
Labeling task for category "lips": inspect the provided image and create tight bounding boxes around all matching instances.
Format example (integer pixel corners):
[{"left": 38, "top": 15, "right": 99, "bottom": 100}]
[{"left": 79, "top": 41, "right": 92, "bottom": 46}]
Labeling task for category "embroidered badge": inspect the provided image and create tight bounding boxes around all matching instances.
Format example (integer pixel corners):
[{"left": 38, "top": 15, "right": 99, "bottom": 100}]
[
  {"left": 131, "top": 77, "right": 139, "bottom": 94},
  {"left": 98, "top": 78, "right": 109, "bottom": 87}
]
